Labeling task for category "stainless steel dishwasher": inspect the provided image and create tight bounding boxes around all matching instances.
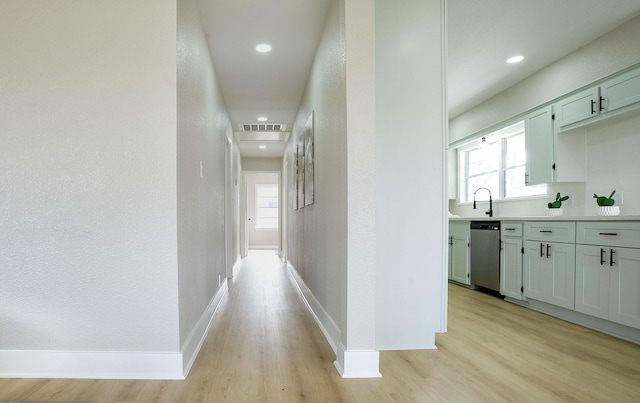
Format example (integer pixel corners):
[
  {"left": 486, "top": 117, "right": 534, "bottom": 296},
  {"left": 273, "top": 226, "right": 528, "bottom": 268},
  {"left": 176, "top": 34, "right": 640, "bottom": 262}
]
[{"left": 470, "top": 221, "right": 501, "bottom": 292}]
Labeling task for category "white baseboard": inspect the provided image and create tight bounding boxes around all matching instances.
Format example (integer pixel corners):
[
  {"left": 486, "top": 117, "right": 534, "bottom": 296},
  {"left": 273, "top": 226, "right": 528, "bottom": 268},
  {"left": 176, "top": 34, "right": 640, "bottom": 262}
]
[
  {"left": 232, "top": 257, "right": 242, "bottom": 277},
  {"left": 0, "top": 350, "right": 184, "bottom": 379},
  {"left": 286, "top": 262, "right": 381, "bottom": 378},
  {"left": 181, "top": 279, "right": 229, "bottom": 377},
  {"left": 286, "top": 262, "right": 341, "bottom": 353},
  {"left": 334, "top": 344, "right": 382, "bottom": 378},
  {"left": 0, "top": 280, "right": 230, "bottom": 380}
]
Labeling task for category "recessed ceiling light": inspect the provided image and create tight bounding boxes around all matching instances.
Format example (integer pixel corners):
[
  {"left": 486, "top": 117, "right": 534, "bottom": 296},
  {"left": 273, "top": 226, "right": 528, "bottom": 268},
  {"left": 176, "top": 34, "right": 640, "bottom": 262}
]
[
  {"left": 257, "top": 116, "right": 268, "bottom": 122},
  {"left": 256, "top": 44, "right": 272, "bottom": 53},
  {"left": 507, "top": 55, "right": 524, "bottom": 64},
  {"left": 259, "top": 145, "right": 267, "bottom": 149}
]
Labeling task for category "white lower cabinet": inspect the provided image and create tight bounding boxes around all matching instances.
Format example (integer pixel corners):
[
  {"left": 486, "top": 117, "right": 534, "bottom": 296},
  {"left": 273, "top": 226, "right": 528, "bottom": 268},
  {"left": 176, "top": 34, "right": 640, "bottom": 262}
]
[
  {"left": 500, "top": 222, "right": 524, "bottom": 300},
  {"left": 523, "top": 221, "right": 576, "bottom": 310},
  {"left": 449, "top": 221, "right": 470, "bottom": 285},
  {"left": 524, "top": 240, "right": 576, "bottom": 310},
  {"left": 575, "top": 221, "right": 640, "bottom": 330}
]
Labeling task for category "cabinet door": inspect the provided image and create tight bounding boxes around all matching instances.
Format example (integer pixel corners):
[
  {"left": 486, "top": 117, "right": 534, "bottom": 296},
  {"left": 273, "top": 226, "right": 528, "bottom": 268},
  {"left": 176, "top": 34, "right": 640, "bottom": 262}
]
[
  {"left": 449, "top": 222, "right": 470, "bottom": 285},
  {"left": 575, "top": 244, "right": 609, "bottom": 320},
  {"left": 524, "top": 241, "right": 575, "bottom": 309},
  {"left": 523, "top": 241, "right": 548, "bottom": 302},
  {"left": 601, "top": 67, "right": 640, "bottom": 114},
  {"left": 525, "top": 106, "right": 554, "bottom": 185},
  {"left": 501, "top": 237, "right": 523, "bottom": 300},
  {"left": 609, "top": 247, "right": 640, "bottom": 329},
  {"left": 450, "top": 235, "right": 470, "bottom": 284},
  {"left": 556, "top": 86, "right": 600, "bottom": 130},
  {"left": 547, "top": 242, "right": 576, "bottom": 310}
]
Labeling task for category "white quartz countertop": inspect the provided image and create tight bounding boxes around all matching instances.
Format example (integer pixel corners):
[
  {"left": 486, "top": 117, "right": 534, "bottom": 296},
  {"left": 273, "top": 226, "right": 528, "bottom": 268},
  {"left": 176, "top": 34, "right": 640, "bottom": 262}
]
[{"left": 448, "top": 215, "right": 640, "bottom": 222}]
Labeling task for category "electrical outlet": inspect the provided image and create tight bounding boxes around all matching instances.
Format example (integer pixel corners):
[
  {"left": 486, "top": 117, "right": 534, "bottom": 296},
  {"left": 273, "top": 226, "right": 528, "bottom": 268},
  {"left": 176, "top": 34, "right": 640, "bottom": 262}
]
[
  {"left": 199, "top": 161, "right": 203, "bottom": 178},
  {"left": 567, "top": 195, "right": 574, "bottom": 207},
  {"left": 618, "top": 191, "right": 624, "bottom": 205}
]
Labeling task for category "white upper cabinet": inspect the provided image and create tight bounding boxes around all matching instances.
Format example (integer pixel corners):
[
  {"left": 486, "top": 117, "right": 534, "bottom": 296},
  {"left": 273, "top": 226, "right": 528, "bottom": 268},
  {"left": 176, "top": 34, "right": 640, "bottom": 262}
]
[
  {"left": 555, "top": 86, "right": 601, "bottom": 129},
  {"left": 556, "top": 65, "right": 640, "bottom": 131},
  {"left": 601, "top": 67, "right": 640, "bottom": 115},
  {"left": 525, "top": 105, "right": 586, "bottom": 185},
  {"left": 525, "top": 106, "right": 554, "bottom": 185}
]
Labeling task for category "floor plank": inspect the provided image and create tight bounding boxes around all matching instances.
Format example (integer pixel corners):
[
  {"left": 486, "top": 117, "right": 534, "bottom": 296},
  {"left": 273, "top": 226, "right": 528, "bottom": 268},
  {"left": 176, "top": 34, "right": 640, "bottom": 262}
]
[{"left": 1, "top": 250, "right": 639, "bottom": 402}]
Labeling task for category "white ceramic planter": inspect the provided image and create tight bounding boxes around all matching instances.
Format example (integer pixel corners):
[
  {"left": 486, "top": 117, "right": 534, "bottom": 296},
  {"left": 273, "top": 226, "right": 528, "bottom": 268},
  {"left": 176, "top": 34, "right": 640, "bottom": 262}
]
[
  {"left": 597, "top": 206, "right": 620, "bottom": 216},
  {"left": 547, "top": 208, "right": 564, "bottom": 216}
]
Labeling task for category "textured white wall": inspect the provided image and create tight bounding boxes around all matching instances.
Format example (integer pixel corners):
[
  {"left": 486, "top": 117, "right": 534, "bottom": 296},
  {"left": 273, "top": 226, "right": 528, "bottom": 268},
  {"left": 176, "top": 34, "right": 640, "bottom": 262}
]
[
  {"left": 343, "top": 0, "right": 377, "bottom": 354},
  {"left": 284, "top": 0, "right": 347, "bottom": 348},
  {"left": 177, "top": 0, "right": 233, "bottom": 347},
  {"left": 375, "top": 0, "right": 446, "bottom": 349},
  {"left": 242, "top": 157, "right": 283, "bottom": 172},
  {"left": 0, "top": 0, "right": 179, "bottom": 352}
]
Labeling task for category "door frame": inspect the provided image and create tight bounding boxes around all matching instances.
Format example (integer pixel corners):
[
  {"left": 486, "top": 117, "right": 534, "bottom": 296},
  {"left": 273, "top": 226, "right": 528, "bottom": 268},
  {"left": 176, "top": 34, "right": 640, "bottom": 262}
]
[{"left": 242, "top": 171, "right": 282, "bottom": 254}]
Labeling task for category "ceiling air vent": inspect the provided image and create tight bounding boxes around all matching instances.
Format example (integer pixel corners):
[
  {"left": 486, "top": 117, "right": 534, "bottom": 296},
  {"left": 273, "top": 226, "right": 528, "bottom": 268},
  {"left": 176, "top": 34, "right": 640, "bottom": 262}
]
[{"left": 239, "top": 123, "right": 287, "bottom": 132}]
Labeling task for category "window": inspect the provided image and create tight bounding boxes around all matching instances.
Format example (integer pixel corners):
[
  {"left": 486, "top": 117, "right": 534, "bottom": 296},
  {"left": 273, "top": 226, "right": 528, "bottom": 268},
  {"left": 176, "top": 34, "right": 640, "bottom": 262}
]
[
  {"left": 255, "top": 184, "right": 279, "bottom": 229},
  {"left": 460, "top": 121, "right": 546, "bottom": 203}
]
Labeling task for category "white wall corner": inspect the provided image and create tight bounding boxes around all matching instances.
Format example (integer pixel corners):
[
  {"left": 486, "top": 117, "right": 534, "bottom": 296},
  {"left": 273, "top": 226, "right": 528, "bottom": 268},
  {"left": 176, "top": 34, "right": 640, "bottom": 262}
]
[
  {"left": 334, "top": 343, "right": 381, "bottom": 378},
  {"left": 181, "top": 280, "right": 229, "bottom": 377}
]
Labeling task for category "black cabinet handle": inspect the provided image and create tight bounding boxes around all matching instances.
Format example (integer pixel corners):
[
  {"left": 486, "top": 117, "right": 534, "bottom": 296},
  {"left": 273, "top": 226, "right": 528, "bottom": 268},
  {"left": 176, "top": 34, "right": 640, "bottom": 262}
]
[
  {"left": 539, "top": 230, "right": 553, "bottom": 233},
  {"left": 600, "top": 248, "right": 606, "bottom": 266},
  {"left": 610, "top": 249, "right": 616, "bottom": 267},
  {"left": 591, "top": 99, "right": 597, "bottom": 114},
  {"left": 600, "top": 96, "right": 605, "bottom": 111},
  {"left": 540, "top": 243, "right": 544, "bottom": 257},
  {"left": 546, "top": 244, "right": 550, "bottom": 258},
  {"left": 599, "top": 232, "right": 618, "bottom": 236}
]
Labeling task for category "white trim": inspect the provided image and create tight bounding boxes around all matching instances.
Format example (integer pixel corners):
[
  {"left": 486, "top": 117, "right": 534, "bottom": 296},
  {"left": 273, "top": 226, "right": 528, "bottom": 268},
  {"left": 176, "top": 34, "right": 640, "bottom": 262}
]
[
  {"left": 232, "top": 256, "right": 242, "bottom": 278},
  {"left": 248, "top": 244, "right": 278, "bottom": 249},
  {"left": 286, "top": 261, "right": 340, "bottom": 354},
  {"left": 181, "top": 279, "right": 229, "bottom": 377},
  {"left": 0, "top": 350, "right": 184, "bottom": 380},
  {"left": 286, "top": 261, "right": 381, "bottom": 378},
  {"left": 0, "top": 280, "right": 230, "bottom": 380},
  {"left": 376, "top": 343, "right": 437, "bottom": 351},
  {"left": 334, "top": 344, "right": 381, "bottom": 378}
]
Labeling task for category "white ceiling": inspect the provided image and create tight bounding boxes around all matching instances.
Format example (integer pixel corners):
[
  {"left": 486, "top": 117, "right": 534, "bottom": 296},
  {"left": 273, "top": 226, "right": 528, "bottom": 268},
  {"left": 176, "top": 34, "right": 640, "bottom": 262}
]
[{"left": 198, "top": 0, "right": 640, "bottom": 157}]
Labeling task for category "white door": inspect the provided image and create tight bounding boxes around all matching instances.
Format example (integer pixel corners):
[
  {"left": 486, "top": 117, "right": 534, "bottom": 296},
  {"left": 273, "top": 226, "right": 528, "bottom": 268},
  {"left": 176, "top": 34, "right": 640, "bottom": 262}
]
[{"left": 246, "top": 172, "right": 279, "bottom": 250}]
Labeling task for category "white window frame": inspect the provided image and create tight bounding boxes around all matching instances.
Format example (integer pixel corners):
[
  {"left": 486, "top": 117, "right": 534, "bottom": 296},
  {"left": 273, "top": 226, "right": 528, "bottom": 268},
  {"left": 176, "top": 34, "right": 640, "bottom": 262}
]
[{"left": 458, "top": 121, "right": 547, "bottom": 203}]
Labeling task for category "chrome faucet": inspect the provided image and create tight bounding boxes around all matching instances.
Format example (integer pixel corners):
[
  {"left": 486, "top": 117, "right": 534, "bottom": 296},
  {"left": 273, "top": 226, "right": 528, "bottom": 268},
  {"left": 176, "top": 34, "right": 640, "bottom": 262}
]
[{"left": 473, "top": 187, "right": 493, "bottom": 217}]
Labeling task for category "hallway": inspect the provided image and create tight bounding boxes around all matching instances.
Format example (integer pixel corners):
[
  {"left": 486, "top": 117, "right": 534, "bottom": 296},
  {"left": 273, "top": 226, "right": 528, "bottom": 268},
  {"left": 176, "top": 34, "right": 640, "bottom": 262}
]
[{"left": 2, "top": 251, "right": 640, "bottom": 402}]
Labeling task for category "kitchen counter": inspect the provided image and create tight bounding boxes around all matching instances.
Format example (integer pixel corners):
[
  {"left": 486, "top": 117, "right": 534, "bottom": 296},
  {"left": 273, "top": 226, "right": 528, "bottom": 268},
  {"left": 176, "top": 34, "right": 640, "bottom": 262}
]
[{"left": 449, "top": 215, "right": 640, "bottom": 222}]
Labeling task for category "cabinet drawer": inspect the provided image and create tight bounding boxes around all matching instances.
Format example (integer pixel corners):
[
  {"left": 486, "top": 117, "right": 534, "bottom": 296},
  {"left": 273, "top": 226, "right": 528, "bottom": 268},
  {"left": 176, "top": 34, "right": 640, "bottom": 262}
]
[
  {"left": 501, "top": 222, "right": 523, "bottom": 237},
  {"left": 525, "top": 221, "right": 576, "bottom": 243},
  {"left": 576, "top": 221, "right": 640, "bottom": 248}
]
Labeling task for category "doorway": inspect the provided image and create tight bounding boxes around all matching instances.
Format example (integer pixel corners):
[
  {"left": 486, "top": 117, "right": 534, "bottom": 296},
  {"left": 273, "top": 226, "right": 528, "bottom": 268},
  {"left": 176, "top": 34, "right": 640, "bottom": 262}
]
[{"left": 245, "top": 172, "right": 280, "bottom": 252}]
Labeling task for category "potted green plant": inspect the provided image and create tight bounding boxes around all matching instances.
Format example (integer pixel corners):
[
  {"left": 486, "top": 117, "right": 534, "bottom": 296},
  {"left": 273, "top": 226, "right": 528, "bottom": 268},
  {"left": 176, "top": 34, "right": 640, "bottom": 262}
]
[
  {"left": 547, "top": 192, "right": 569, "bottom": 216},
  {"left": 593, "top": 190, "right": 619, "bottom": 216}
]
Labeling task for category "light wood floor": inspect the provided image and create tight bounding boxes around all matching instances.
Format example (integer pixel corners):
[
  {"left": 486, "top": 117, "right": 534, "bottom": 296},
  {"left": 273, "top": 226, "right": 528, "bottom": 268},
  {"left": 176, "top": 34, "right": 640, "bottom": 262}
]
[{"left": 2, "top": 250, "right": 639, "bottom": 402}]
